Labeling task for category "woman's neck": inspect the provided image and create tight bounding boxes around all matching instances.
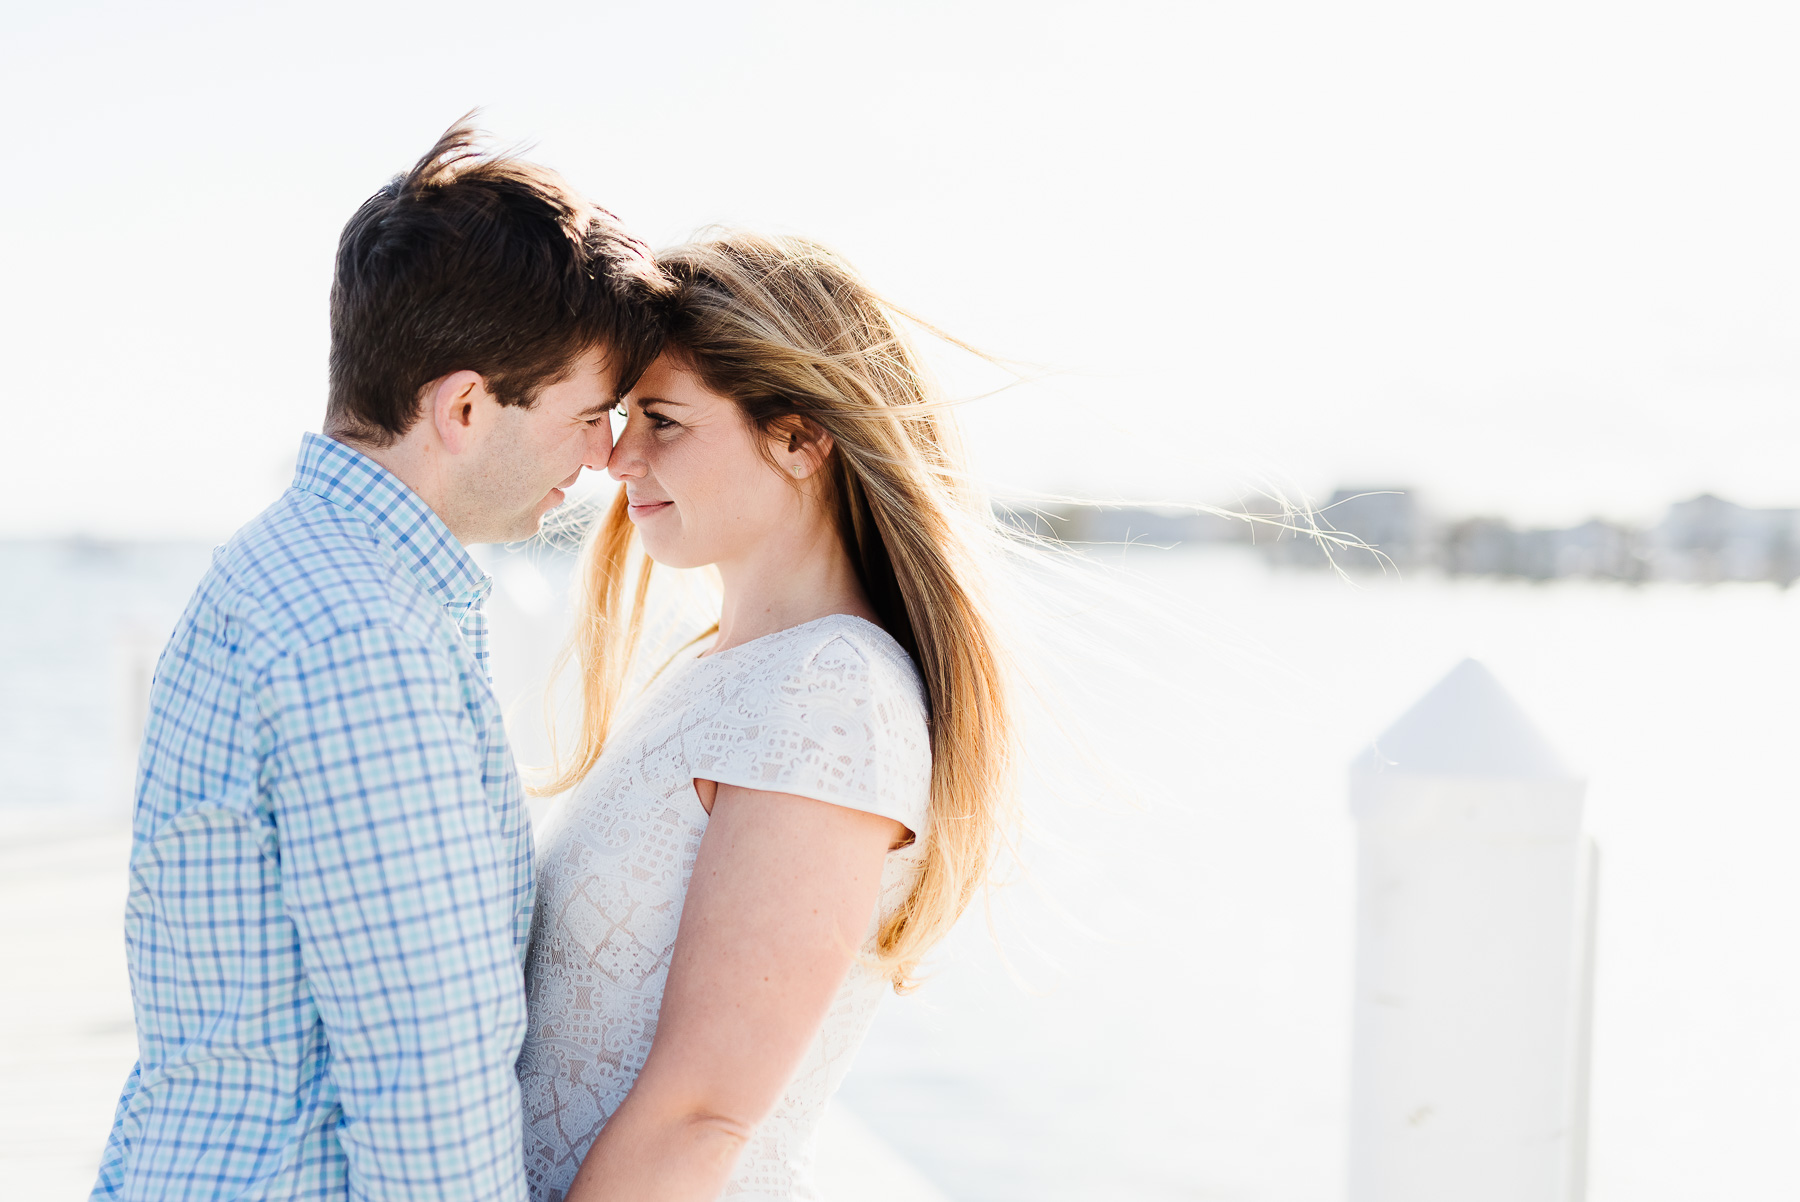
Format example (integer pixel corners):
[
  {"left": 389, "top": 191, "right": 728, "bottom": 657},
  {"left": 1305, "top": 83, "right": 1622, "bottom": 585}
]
[{"left": 711, "top": 519, "right": 877, "bottom": 655}]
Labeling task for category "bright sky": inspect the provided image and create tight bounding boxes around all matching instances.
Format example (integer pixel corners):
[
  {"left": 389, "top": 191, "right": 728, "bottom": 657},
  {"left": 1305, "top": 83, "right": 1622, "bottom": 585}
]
[{"left": 6, "top": 0, "right": 1800, "bottom": 536}]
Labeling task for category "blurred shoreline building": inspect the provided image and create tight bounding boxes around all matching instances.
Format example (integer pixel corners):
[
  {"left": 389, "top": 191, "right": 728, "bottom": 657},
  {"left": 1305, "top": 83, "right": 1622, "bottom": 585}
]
[{"left": 1010, "top": 490, "right": 1800, "bottom": 586}]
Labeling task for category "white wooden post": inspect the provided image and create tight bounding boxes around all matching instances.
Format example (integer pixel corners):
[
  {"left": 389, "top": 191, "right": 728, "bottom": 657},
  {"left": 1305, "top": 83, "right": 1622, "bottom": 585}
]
[{"left": 1348, "top": 659, "right": 1596, "bottom": 1202}]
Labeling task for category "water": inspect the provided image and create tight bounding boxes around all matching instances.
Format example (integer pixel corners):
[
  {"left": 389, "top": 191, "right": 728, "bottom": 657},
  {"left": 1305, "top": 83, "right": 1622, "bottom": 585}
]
[
  {"left": 0, "top": 539, "right": 215, "bottom": 813},
  {"left": 5, "top": 539, "right": 1797, "bottom": 1199}
]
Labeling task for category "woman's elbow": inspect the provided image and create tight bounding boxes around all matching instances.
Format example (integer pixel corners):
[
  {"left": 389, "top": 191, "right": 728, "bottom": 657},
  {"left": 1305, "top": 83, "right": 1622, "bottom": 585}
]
[{"left": 676, "top": 1107, "right": 759, "bottom": 1161}]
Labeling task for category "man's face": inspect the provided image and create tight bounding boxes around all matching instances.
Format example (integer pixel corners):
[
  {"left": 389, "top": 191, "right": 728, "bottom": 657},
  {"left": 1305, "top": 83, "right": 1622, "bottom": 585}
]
[{"left": 451, "top": 348, "right": 618, "bottom": 544}]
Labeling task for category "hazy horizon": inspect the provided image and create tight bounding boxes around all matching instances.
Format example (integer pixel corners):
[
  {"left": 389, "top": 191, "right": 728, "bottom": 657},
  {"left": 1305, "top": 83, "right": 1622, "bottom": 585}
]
[{"left": 8, "top": 0, "right": 1800, "bottom": 538}]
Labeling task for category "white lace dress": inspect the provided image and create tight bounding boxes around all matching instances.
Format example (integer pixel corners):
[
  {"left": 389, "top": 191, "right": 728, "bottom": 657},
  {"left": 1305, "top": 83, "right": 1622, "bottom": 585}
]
[{"left": 518, "top": 614, "right": 932, "bottom": 1202}]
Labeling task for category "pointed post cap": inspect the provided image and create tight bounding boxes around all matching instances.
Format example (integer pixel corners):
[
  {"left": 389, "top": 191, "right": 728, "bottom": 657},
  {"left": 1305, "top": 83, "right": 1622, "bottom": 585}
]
[{"left": 1353, "top": 658, "right": 1578, "bottom": 781}]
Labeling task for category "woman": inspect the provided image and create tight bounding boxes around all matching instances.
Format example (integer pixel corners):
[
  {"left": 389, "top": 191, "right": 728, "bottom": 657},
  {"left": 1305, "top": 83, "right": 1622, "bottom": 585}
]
[{"left": 517, "top": 231, "right": 1018, "bottom": 1201}]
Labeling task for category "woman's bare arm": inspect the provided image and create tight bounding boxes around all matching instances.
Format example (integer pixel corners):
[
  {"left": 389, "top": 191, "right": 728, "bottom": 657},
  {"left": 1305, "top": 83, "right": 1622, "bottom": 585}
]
[{"left": 561, "top": 782, "right": 906, "bottom": 1202}]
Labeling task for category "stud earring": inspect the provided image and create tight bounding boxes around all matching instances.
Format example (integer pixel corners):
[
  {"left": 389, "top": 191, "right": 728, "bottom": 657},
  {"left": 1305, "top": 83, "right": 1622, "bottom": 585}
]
[{"left": 791, "top": 464, "right": 805, "bottom": 477}]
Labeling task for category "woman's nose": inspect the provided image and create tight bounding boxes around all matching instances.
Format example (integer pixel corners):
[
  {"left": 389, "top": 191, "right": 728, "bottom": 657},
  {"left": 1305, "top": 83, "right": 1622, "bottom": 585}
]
[{"left": 606, "top": 427, "right": 643, "bottom": 481}]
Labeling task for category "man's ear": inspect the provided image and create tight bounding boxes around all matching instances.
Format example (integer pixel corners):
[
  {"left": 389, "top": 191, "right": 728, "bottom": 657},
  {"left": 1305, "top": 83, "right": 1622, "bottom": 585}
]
[{"left": 426, "top": 370, "right": 494, "bottom": 455}]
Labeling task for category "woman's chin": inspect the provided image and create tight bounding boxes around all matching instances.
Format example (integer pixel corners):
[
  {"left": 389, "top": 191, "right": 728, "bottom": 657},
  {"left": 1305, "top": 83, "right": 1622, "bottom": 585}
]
[
  {"left": 644, "top": 548, "right": 708, "bottom": 570},
  {"left": 637, "top": 532, "right": 684, "bottom": 572},
  {"left": 638, "top": 534, "right": 715, "bottom": 572}
]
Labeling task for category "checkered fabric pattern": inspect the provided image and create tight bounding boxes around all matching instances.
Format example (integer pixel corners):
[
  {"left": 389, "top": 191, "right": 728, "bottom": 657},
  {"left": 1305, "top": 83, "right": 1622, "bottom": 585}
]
[{"left": 92, "top": 433, "right": 535, "bottom": 1201}]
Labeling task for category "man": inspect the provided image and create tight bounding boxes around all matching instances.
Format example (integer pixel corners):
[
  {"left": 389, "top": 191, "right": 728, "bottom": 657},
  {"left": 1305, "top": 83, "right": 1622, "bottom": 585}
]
[{"left": 92, "top": 120, "right": 667, "bottom": 1201}]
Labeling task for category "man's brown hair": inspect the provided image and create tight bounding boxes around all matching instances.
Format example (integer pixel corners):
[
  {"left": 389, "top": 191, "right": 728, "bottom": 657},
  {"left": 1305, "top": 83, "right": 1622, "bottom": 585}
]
[{"left": 326, "top": 116, "right": 668, "bottom": 445}]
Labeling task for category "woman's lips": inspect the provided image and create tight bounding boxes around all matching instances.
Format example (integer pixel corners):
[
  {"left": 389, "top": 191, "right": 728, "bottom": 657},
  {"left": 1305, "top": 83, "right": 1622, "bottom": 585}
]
[{"left": 627, "top": 499, "right": 672, "bottom": 519}]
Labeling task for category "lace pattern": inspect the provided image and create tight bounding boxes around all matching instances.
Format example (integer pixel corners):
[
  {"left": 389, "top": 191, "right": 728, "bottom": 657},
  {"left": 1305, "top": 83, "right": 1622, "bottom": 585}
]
[{"left": 519, "top": 616, "right": 930, "bottom": 1202}]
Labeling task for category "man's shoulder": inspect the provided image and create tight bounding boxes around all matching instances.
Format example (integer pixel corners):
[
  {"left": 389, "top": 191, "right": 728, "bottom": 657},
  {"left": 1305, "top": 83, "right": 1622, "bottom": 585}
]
[{"left": 211, "top": 488, "right": 445, "bottom": 655}]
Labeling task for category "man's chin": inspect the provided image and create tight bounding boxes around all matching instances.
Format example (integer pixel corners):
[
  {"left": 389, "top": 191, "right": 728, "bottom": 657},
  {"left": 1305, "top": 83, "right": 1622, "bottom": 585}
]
[
  {"left": 461, "top": 491, "right": 569, "bottom": 546},
  {"left": 502, "top": 491, "right": 572, "bottom": 543},
  {"left": 509, "top": 510, "right": 550, "bottom": 542},
  {"left": 467, "top": 510, "right": 546, "bottom": 547}
]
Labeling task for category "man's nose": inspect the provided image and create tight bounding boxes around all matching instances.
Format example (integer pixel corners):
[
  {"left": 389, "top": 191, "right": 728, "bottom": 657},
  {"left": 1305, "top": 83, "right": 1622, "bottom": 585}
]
[{"left": 582, "top": 418, "right": 613, "bottom": 470}]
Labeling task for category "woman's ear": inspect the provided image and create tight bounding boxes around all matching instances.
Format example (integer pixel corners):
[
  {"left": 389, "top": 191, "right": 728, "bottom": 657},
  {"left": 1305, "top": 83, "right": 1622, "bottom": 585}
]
[{"left": 774, "top": 417, "right": 834, "bottom": 478}]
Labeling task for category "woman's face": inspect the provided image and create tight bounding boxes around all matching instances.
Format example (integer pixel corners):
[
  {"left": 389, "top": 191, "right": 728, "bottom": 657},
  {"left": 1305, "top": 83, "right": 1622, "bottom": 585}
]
[{"left": 607, "top": 354, "right": 816, "bottom": 570}]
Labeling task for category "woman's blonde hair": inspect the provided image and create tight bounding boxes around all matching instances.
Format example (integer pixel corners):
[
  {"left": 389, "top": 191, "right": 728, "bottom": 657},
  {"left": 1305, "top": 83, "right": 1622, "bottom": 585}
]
[{"left": 543, "top": 230, "right": 1018, "bottom": 990}]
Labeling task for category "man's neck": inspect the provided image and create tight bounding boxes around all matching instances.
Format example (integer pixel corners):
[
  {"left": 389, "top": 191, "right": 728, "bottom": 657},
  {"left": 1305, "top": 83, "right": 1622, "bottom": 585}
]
[{"left": 329, "top": 429, "right": 462, "bottom": 543}]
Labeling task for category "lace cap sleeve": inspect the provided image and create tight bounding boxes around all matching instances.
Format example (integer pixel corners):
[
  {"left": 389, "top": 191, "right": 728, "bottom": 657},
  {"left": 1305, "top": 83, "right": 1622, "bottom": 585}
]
[{"left": 684, "top": 620, "right": 932, "bottom": 839}]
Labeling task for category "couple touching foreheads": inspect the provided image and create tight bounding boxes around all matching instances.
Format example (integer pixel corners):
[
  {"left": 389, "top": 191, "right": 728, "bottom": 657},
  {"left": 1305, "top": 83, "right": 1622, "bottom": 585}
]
[{"left": 94, "top": 120, "right": 1014, "bottom": 1202}]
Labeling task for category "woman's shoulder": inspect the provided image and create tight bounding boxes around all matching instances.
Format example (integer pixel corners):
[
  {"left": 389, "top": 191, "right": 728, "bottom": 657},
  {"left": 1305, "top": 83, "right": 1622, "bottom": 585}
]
[
  {"left": 722, "top": 614, "right": 925, "bottom": 711},
  {"left": 692, "top": 614, "right": 932, "bottom": 832}
]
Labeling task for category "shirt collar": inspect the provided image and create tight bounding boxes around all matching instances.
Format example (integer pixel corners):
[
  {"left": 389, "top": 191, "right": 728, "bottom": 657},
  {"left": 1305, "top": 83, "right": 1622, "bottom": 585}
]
[{"left": 291, "top": 432, "right": 490, "bottom": 610}]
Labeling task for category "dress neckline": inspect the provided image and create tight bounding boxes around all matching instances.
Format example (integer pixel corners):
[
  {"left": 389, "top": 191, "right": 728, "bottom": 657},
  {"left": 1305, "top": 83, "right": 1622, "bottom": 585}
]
[{"left": 701, "top": 613, "right": 899, "bottom": 662}]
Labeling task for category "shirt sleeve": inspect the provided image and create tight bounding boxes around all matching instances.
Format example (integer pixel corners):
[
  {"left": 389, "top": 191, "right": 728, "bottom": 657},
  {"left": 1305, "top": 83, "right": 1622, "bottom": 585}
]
[
  {"left": 263, "top": 623, "right": 527, "bottom": 1202},
  {"left": 683, "top": 632, "right": 933, "bottom": 839}
]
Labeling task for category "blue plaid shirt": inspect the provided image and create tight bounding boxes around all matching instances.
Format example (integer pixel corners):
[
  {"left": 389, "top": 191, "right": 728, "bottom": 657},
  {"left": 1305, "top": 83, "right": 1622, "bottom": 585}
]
[{"left": 93, "top": 433, "right": 535, "bottom": 1201}]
